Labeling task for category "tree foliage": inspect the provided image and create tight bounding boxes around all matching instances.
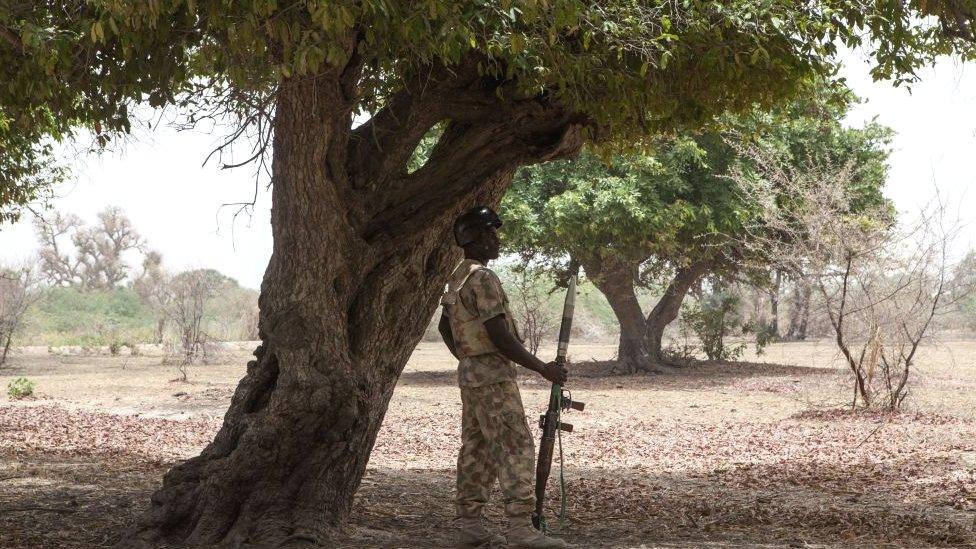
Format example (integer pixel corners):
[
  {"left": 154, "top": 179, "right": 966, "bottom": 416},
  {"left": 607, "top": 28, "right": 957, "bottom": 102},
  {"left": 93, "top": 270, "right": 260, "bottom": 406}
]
[
  {"left": 502, "top": 83, "right": 893, "bottom": 369},
  {"left": 503, "top": 135, "right": 744, "bottom": 272},
  {"left": 2, "top": 1, "right": 975, "bottom": 221}
]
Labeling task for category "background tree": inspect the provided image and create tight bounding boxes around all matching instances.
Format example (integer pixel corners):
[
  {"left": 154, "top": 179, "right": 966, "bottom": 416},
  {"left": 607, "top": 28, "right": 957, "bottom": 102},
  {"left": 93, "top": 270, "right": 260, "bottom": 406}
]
[
  {"left": 503, "top": 138, "right": 741, "bottom": 371},
  {"left": 503, "top": 85, "right": 891, "bottom": 372},
  {"left": 35, "top": 207, "right": 145, "bottom": 291},
  {"left": 0, "top": 262, "right": 41, "bottom": 366},
  {"left": 133, "top": 251, "right": 169, "bottom": 344},
  {"left": 3, "top": 1, "right": 975, "bottom": 545},
  {"left": 784, "top": 274, "right": 815, "bottom": 340}
]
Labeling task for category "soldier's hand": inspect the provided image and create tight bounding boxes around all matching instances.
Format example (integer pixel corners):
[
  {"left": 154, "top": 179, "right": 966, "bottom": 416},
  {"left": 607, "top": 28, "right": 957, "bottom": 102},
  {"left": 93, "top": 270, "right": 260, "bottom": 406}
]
[{"left": 540, "top": 361, "right": 568, "bottom": 385}]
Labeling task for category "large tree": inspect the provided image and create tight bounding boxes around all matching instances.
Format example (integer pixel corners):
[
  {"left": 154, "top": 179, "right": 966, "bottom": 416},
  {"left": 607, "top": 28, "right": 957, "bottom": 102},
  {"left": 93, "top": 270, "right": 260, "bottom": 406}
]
[
  {"left": 503, "top": 85, "right": 892, "bottom": 371},
  {"left": 502, "top": 138, "right": 744, "bottom": 371},
  {"left": 1, "top": 1, "right": 974, "bottom": 546}
]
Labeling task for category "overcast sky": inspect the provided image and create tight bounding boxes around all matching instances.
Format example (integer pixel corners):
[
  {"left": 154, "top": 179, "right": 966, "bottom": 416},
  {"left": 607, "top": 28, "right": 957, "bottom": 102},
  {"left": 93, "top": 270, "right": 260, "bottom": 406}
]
[{"left": 1, "top": 50, "right": 975, "bottom": 289}]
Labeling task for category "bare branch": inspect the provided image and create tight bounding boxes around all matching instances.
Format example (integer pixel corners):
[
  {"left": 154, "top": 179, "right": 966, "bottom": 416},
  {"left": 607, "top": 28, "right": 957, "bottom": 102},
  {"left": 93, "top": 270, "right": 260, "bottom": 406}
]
[{"left": 726, "top": 138, "right": 965, "bottom": 410}]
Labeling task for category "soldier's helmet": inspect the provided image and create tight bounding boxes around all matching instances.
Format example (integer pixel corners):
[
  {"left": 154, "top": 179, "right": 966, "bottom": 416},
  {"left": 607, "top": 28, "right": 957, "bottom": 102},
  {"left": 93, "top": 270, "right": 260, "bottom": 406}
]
[{"left": 453, "top": 206, "right": 502, "bottom": 247}]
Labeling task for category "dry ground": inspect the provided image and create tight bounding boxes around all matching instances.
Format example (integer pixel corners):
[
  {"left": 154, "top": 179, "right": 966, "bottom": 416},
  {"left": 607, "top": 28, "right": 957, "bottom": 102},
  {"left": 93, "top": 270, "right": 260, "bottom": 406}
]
[{"left": 1, "top": 340, "right": 975, "bottom": 548}]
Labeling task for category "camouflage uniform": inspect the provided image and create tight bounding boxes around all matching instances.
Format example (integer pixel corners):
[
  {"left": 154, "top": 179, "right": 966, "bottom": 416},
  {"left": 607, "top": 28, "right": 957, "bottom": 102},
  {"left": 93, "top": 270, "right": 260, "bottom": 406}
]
[{"left": 442, "top": 259, "right": 536, "bottom": 519}]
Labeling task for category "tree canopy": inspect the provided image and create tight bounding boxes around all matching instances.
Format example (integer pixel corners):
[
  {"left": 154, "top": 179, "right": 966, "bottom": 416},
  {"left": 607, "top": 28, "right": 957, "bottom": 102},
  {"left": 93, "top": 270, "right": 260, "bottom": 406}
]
[
  {"left": 2, "top": 1, "right": 975, "bottom": 222},
  {"left": 503, "top": 135, "right": 743, "bottom": 273}
]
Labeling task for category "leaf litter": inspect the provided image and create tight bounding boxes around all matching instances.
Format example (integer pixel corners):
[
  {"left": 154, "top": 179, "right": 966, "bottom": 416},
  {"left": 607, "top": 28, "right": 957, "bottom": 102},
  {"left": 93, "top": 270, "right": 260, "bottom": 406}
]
[{"left": 0, "top": 353, "right": 975, "bottom": 547}]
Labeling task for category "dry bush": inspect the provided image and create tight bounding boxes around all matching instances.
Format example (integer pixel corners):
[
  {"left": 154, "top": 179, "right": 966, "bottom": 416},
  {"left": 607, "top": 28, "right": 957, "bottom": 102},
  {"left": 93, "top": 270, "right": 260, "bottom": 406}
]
[
  {"left": 681, "top": 278, "right": 745, "bottom": 361},
  {"left": 732, "top": 150, "right": 971, "bottom": 410},
  {"left": 161, "top": 270, "right": 220, "bottom": 380},
  {"left": 0, "top": 262, "right": 42, "bottom": 366},
  {"left": 507, "top": 267, "right": 555, "bottom": 355}
]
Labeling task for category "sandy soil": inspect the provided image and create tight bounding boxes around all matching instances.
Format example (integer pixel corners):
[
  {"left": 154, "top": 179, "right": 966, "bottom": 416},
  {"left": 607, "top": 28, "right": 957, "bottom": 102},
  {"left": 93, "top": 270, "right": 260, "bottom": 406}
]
[{"left": 1, "top": 340, "right": 975, "bottom": 548}]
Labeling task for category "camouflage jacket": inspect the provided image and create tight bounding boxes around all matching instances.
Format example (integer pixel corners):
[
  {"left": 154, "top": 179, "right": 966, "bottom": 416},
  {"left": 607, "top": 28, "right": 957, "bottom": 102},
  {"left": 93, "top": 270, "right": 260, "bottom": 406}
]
[{"left": 441, "top": 259, "right": 520, "bottom": 387}]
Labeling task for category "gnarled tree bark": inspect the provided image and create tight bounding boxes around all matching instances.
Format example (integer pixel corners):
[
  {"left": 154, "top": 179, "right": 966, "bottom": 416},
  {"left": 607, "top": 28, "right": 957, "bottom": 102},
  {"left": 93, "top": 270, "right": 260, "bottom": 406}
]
[{"left": 126, "top": 61, "right": 583, "bottom": 547}]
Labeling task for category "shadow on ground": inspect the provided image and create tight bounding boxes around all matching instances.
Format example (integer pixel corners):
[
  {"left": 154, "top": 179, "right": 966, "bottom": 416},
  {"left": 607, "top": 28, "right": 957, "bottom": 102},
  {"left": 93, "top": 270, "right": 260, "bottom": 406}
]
[
  {"left": 3, "top": 448, "right": 971, "bottom": 549},
  {"left": 344, "top": 458, "right": 974, "bottom": 548},
  {"left": 396, "top": 359, "right": 832, "bottom": 390}
]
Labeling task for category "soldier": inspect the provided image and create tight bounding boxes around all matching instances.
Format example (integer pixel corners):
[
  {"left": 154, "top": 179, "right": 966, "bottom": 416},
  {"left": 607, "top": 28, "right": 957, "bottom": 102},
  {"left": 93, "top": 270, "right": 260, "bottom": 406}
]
[{"left": 439, "top": 206, "right": 570, "bottom": 549}]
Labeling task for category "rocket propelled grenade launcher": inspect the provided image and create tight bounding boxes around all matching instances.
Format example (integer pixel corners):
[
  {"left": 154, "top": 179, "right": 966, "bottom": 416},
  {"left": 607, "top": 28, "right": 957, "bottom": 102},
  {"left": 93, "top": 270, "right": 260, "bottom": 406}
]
[{"left": 532, "top": 275, "right": 584, "bottom": 530}]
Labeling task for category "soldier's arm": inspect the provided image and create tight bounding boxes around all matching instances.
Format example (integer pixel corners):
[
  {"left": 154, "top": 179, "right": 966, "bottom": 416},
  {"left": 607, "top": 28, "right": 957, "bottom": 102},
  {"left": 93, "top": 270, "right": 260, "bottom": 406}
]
[
  {"left": 485, "top": 315, "right": 567, "bottom": 384},
  {"left": 438, "top": 312, "right": 460, "bottom": 359}
]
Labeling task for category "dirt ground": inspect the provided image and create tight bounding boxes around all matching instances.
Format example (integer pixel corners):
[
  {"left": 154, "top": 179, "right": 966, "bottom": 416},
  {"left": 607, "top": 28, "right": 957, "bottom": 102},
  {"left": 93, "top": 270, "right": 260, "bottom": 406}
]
[{"left": 1, "top": 340, "right": 975, "bottom": 548}]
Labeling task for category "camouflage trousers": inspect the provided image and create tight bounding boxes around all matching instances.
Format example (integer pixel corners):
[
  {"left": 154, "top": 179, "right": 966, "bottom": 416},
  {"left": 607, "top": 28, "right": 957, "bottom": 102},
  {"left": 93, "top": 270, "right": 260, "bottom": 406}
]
[{"left": 456, "top": 380, "right": 536, "bottom": 518}]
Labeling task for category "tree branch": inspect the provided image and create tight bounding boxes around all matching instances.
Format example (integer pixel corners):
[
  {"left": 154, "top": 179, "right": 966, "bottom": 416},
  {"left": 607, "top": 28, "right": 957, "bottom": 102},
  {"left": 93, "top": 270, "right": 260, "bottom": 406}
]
[
  {"left": 346, "top": 88, "right": 441, "bottom": 191},
  {"left": 346, "top": 57, "right": 504, "bottom": 192},
  {"left": 360, "top": 107, "right": 584, "bottom": 242}
]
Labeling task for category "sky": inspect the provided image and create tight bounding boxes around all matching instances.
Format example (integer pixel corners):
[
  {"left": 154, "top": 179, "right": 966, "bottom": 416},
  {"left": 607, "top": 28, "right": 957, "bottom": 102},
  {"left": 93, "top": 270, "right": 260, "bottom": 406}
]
[{"left": 2, "top": 50, "right": 975, "bottom": 289}]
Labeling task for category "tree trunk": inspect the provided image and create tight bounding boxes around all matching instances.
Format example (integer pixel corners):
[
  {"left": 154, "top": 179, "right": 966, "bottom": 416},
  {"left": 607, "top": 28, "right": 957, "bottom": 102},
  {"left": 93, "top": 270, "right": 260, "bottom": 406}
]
[
  {"left": 154, "top": 317, "right": 166, "bottom": 344},
  {"left": 769, "top": 269, "right": 781, "bottom": 337},
  {"left": 126, "top": 68, "right": 582, "bottom": 547},
  {"left": 796, "top": 282, "right": 812, "bottom": 340},
  {"left": 786, "top": 282, "right": 801, "bottom": 339},
  {"left": 786, "top": 278, "right": 812, "bottom": 341},
  {"left": 644, "top": 259, "right": 714, "bottom": 363},
  {"left": 581, "top": 256, "right": 650, "bottom": 372},
  {"left": 0, "top": 331, "right": 12, "bottom": 367}
]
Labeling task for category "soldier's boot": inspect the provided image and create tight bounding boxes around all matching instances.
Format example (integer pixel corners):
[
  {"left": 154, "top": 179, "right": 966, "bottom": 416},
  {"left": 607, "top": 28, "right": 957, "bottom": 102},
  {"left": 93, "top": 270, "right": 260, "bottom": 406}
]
[
  {"left": 504, "top": 517, "right": 569, "bottom": 548},
  {"left": 457, "top": 516, "right": 506, "bottom": 548}
]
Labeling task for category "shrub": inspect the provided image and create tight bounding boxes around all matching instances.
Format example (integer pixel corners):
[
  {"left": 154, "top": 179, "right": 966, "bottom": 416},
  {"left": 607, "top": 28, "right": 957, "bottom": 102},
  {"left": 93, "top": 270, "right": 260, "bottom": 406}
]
[
  {"left": 742, "top": 320, "right": 777, "bottom": 356},
  {"left": 7, "top": 377, "right": 34, "bottom": 399},
  {"left": 27, "top": 287, "right": 156, "bottom": 346},
  {"left": 682, "top": 289, "right": 744, "bottom": 361}
]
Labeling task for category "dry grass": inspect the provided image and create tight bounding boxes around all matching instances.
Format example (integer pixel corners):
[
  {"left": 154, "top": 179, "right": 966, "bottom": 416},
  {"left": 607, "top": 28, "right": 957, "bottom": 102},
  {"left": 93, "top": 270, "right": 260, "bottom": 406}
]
[{"left": 1, "top": 340, "right": 975, "bottom": 547}]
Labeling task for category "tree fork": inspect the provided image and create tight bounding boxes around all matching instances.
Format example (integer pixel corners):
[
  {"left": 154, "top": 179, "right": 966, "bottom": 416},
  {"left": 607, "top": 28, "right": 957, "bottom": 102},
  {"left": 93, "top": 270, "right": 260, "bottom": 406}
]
[{"left": 643, "top": 258, "right": 715, "bottom": 367}]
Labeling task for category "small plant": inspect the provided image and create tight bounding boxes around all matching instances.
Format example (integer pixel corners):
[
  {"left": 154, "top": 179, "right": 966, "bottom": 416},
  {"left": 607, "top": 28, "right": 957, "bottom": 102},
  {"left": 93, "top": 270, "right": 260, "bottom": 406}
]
[
  {"left": 665, "top": 318, "right": 699, "bottom": 362},
  {"left": 682, "top": 288, "right": 745, "bottom": 362},
  {"left": 743, "top": 321, "right": 777, "bottom": 356},
  {"left": 7, "top": 377, "right": 35, "bottom": 399},
  {"left": 109, "top": 341, "right": 122, "bottom": 356}
]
